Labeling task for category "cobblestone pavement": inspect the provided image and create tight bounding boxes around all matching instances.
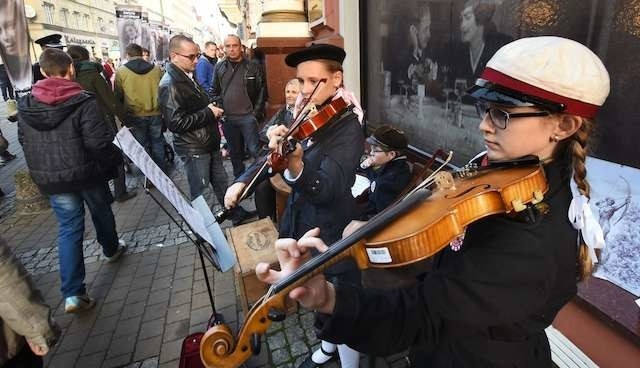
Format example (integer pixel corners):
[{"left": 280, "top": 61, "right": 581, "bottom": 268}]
[{"left": 1, "top": 101, "right": 409, "bottom": 367}]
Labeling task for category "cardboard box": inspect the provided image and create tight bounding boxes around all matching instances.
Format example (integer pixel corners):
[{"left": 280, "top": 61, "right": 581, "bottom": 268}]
[{"left": 226, "top": 218, "right": 279, "bottom": 314}]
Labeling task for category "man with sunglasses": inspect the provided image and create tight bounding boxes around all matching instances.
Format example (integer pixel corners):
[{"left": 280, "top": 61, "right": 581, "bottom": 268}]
[
  {"left": 114, "top": 43, "right": 165, "bottom": 171},
  {"left": 159, "top": 35, "right": 255, "bottom": 226}
]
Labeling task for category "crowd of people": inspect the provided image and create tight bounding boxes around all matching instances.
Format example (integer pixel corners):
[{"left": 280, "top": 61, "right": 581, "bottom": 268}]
[{"left": 0, "top": 21, "right": 613, "bottom": 368}]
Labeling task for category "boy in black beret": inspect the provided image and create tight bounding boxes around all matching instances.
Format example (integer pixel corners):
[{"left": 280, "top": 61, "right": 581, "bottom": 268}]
[{"left": 360, "top": 125, "right": 412, "bottom": 218}]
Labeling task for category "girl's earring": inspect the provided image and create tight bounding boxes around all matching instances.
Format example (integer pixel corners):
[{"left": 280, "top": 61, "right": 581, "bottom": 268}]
[{"left": 550, "top": 135, "right": 560, "bottom": 142}]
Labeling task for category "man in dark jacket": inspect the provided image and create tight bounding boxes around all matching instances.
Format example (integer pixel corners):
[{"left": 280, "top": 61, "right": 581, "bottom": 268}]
[
  {"left": 17, "top": 48, "right": 126, "bottom": 313},
  {"left": 159, "top": 35, "right": 255, "bottom": 225},
  {"left": 195, "top": 41, "right": 217, "bottom": 96},
  {"left": 67, "top": 45, "right": 136, "bottom": 202},
  {"left": 211, "top": 35, "right": 267, "bottom": 177}
]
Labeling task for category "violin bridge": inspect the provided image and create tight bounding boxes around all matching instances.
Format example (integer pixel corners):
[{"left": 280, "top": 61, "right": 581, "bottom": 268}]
[{"left": 434, "top": 171, "right": 456, "bottom": 191}]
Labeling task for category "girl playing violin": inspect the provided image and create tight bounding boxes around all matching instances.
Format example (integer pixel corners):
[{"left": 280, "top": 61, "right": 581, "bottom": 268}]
[
  {"left": 256, "top": 36, "right": 609, "bottom": 367},
  {"left": 225, "top": 44, "right": 365, "bottom": 368}
]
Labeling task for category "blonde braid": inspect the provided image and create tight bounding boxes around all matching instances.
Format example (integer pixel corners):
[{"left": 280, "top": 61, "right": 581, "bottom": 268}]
[{"left": 567, "top": 118, "right": 595, "bottom": 281}]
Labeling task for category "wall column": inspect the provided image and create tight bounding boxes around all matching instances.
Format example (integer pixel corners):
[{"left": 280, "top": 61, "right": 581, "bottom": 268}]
[{"left": 257, "top": 0, "right": 312, "bottom": 119}]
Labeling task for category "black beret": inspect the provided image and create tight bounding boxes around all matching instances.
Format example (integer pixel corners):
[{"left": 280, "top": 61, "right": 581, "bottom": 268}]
[
  {"left": 34, "top": 34, "right": 64, "bottom": 48},
  {"left": 285, "top": 43, "right": 346, "bottom": 67},
  {"left": 367, "top": 125, "right": 408, "bottom": 151}
]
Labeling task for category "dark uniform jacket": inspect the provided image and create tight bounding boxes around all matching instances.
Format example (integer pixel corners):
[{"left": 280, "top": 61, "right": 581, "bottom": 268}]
[
  {"left": 159, "top": 63, "right": 220, "bottom": 155},
  {"left": 363, "top": 156, "right": 411, "bottom": 218},
  {"left": 315, "top": 156, "right": 578, "bottom": 367},
  {"left": 279, "top": 109, "right": 364, "bottom": 245},
  {"left": 17, "top": 78, "right": 120, "bottom": 194},
  {"left": 210, "top": 58, "right": 267, "bottom": 121}
]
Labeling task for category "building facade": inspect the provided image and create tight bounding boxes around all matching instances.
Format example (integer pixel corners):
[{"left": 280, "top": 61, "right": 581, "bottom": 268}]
[{"left": 25, "top": 0, "right": 119, "bottom": 61}]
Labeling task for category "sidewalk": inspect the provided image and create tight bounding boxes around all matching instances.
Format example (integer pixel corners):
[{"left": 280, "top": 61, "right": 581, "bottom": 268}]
[{"left": 0, "top": 101, "right": 408, "bottom": 368}]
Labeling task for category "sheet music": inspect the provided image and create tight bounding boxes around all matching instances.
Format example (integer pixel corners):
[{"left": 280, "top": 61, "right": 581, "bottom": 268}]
[{"left": 114, "top": 128, "right": 235, "bottom": 271}]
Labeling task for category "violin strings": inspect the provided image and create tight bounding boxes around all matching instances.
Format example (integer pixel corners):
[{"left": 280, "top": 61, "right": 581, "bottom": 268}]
[{"left": 404, "top": 151, "right": 454, "bottom": 199}]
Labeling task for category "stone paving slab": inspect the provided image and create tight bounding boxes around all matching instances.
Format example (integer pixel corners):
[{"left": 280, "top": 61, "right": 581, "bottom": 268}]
[{"left": 2, "top": 101, "right": 410, "bottom": 367}]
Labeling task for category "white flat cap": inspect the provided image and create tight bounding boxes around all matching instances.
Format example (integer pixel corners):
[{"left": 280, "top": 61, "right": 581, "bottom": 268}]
[{"left": 468, "top": 36, "right": 610, "bottom": 118}]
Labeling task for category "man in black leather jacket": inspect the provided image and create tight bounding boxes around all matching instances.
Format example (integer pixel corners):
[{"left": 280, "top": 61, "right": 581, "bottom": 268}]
[
  {"left": 210, "top": 35, "right": 267, "bottom": 177},
  {"left": 159, "top": 35, "right": 254, "bottom": 225}
]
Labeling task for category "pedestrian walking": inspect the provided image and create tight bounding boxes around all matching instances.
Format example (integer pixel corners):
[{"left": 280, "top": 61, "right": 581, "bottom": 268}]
[{"left": 18, "top": 48, "right": 126, "bottom": 313}]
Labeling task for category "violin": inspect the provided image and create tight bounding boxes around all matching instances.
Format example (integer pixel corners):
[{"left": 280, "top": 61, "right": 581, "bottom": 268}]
[
  {"left": 214, "top": 93, "right": 349, "bottom": 223},
  {"left": 201, "top": 158, "right": 549, "bottom": 367},
  {"left": 268, "top": 96, "right": 349, "bottom": 172}
]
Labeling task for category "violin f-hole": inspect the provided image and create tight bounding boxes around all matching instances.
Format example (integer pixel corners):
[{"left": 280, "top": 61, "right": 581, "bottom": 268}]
[{"left": 445, "top": 184, "right": 492, "bottom": 199}]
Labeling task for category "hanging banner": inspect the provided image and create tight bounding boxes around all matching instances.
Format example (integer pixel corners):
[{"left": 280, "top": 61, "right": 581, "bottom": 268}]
[
  {"left": 140, "top": 12, "right": 154, "bottom": 61},
  {"left": 115, "top": 5, "right": 142, "bottom": 61},
  {"left": 149, "top": 21, "right": 170, "bottom": 64},
  {"left": 0, "top": 0, "right": 33, "bottom": 91}
]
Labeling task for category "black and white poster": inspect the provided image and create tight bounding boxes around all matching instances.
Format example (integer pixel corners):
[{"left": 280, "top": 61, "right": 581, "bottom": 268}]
[
  {"left": 149, "top": 21, "right": 170, "bottom": 64},
  {"left": 362, "top": 0, "right": 640, "bottom": 293},
  {"left": 0, "top": 0, "right": 33, "bottom": 91},
  {"left": 363, "top": 0, "right": 640, "bottom": 169},
  {"left": 116, "top": 5, "right": 143, "bottom": 61}
]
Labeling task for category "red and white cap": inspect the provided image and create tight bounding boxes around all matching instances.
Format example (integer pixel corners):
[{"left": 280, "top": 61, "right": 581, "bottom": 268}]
[{"left": 468, "top": 36, "right": 610, "bottom": 118}]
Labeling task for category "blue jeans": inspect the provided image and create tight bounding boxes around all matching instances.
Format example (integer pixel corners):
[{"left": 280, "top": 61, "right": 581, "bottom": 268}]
[
  {"left": 182, "top": 151, "right": 229, "bottom": 206},
  {"left": 222, "top": 114, "right": 261, "bottom": 178},
  {"left": 49, "top": 182, "right": 119, "bottom": 298},
  {"left": 130, "top": 115, "right": 165, "bottom": 171}
]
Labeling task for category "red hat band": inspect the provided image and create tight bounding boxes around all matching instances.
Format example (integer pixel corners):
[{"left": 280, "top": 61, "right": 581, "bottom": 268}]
[{"left": 481, "top": 68, "right": 600, "bottom": 119}]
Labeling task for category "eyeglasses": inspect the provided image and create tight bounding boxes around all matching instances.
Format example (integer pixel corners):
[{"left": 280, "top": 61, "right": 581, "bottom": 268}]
[
  {"left": 475, "top": 101, "right": 550, "bottom": 129},
  {"left": 369, "top": 149, "right": 388, "bottom": 155},
  {"left": 175, "top": 52, "right": 199, "bottom": 61}
]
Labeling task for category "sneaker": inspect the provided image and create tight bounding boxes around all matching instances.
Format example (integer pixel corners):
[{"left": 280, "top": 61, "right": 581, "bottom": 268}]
[
  {"left": 105, "top": 240, "right": 127, "bottom": 263},
  {"left": 0, "top": 152, "right": 16, "bottom": 162},
  {"left": 115, "top": 191, "right": 137, "bottom": 203},
  {"left": 64, "top": 295, "right": 96, "bottom": 313}
]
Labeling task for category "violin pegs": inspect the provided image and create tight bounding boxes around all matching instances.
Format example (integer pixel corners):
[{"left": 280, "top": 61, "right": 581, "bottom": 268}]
[
  {"left": 531, "top": 190, "right": 544, "bottom": 204},
  {"left": 511, "top": 199, "right": 526, "bottom": 212}
]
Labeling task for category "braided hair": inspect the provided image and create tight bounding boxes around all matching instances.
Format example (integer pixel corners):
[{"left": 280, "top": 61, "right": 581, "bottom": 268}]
[{"left": 556, "top": 117, "right": 595, "bottom": 281}]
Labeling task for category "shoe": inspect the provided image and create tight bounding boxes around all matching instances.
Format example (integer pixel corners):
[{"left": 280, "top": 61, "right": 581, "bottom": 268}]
[
  {"left": 144, "top": 178, "right": 155, "bottom": 189},
  {"left": 115, "top": 191, "right": 137, "bottom": 202},
  {"left": 297, "top": 348, "right": 337, "bottom": 368},
  {"left": 6, "top": 99, "right": 17, "bottom": 122},
  {"left": 64, "top": 294, "right": 96, "bottom": 313},
  {"left": 231, "top": 207, "right": 258, "bottom": 226},
  {"left": 105, "top": 240, "right": 127, "bottom": 263},
  {"left": 0, "top": 152, "right": 16, "bottom": 162}
]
